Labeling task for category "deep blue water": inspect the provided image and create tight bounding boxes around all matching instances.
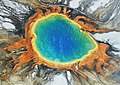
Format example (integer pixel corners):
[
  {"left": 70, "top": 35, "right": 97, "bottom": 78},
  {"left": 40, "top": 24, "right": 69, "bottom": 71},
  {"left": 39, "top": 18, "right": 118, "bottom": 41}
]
[{"left": 34, "top": 14, "right": 96, "bottom": 62}]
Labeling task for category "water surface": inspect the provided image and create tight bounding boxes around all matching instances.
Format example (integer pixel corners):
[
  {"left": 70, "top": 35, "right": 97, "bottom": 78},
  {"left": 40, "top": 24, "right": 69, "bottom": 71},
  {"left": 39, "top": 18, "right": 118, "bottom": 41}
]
[{"left": 34, "top": 13, "right": 96, "bottom": 62}]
